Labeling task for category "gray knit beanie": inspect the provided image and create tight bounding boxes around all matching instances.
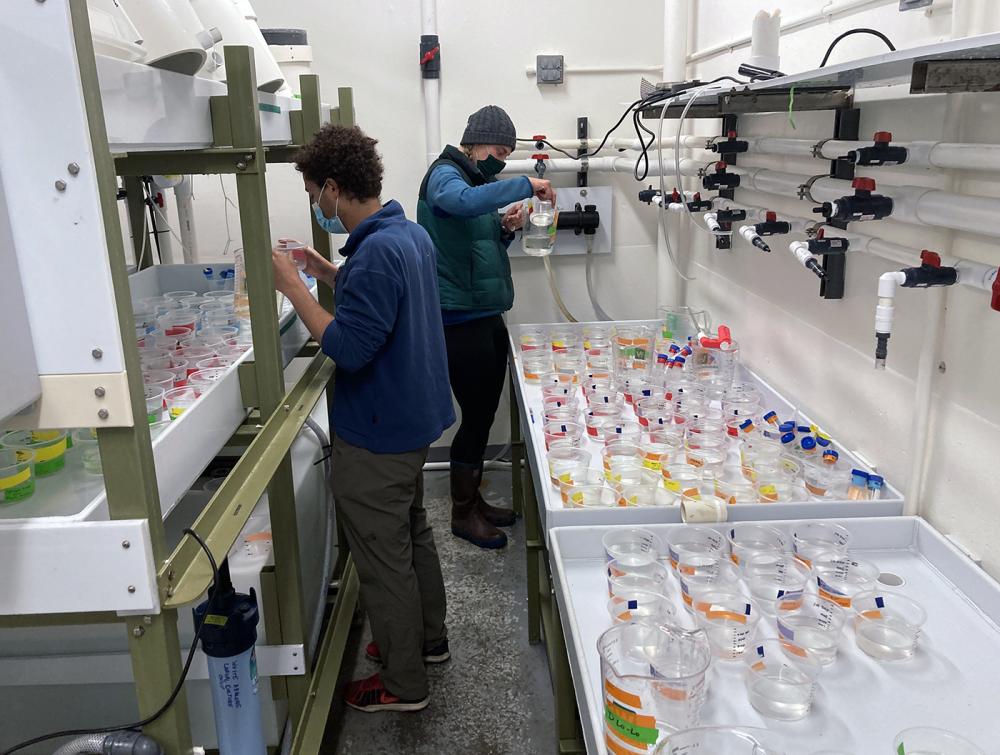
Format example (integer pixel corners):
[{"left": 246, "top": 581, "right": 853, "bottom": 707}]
[{"left": 460, "top": 105, "right": 516, "bottom": 151}]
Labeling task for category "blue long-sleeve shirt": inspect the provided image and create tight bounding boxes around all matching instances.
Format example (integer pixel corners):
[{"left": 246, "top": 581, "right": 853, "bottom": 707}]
[
  {"left": 320, "top": 200, "right": 455, "bottom": 453},
  {"left": 425, "top": 165, "right": 532, "bottom": 325}
]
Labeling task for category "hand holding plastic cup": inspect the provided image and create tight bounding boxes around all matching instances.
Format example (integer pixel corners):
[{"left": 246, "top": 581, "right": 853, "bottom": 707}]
[{"left": 276, "top": 239, "right": 307, "bottom": 271}]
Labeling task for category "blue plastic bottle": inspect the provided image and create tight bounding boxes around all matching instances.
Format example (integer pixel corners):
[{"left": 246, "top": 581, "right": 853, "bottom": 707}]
[{"left": 193, "top": 562, "right": 266, "bottom": 755}]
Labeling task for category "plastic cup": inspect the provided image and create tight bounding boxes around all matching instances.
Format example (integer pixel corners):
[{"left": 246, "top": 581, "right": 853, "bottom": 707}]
[
  {"left": 277, "top": 239, "right": 307, "bottom": 270},
  {"left": 603, "top": 528, "right": 663, "bottom": 566},
  {"left": 558, "top": 467, "right": 605, "bottom": 505},
  {"left": 203, "top": 311, "right": 239, "bottom": 329},
  {"left": 158, "top": 310, "right": 198, "bottom": 336},
  {"left": 164, "top": 290, "right": 198, "bottom": 301},
  {"left": 639, "top": 438, "right": 674, "bottom": 473},
  {"left": 598, "top": 622, "right": 712, "bottom": 749},
  {"left": 677, "top": 556, "right": 742, "bottom": 614},
  {"left": 665, "top": 526, "right": 728, "bottom": 571},
  {"left": 204, "top": 290, "right": 235, "bottom": 303},
  {"left": 803, "top": 460, "right": 849, "bottom": 499},
  {"left": 595, "top": 420, "right": 642, "bottom": 447},
  {"left": 852, "top": 590, "right": 926, "bottom": 660},
  {"left": 521, "top": 350, "right": 553, "bottom": 383},
  {"left": 586, "top": 406, "right": 623, "bottom": 438},
  {"left": 792, "top": 522, "right": 851, "bottom": 567},
  {"left": 616, "top": 482, "right": 667, "bottom": 508},
  {"left": 607, "top": 559, "right": 674, "bottom": 600},
  {"left": 553, "top": 351, "right": 585, "bottom": 384},
  {"left": 892, "top": 727, "right": 986, "bottom": 755},
  {"left": 540, "top": 373, "right": 576, "bottom": 398},
  {"left": 543, "top": 420, "right": 584, "bottom": 451},
  {"left": 755, "top": 479, "right": 806, "bottom": 503},
  {"left": 656, "top": 465, "right": 701, "bottom": 509},
  {"left": 548, "top": 326, "right": 579, "bottom": 353},
  {"left": 680, "top": 483, "right": 727, "bottom": 523},
  {"left": 602, "top": 440, "right": 642, "bottom": 472},
  {"left": 547, "top": 447, "right": 591, "bottom": 487},
  {"left": 813, "top": 555, "right": 880, "bottom": 608},
  {"left": 745, "top": 639, "right": 822, "bottom": 721},
  {"left": 518, "top": 326, "right": 548, "bottom": 351},
  {"left": 0, "top": 448, "right": 36, "bottom": 503},
  {"left": 607, "top": 588, "right": 677, "bottom": 625},
  {"left": 740, "top": 437, "right": 782, "bottom": 480},
  {"left": 742, "top": 553, "right": 811, "bottom": 616},
  {"left": 728, "top": 524, "right": 789, "bottom": 566},
  {"left": 176, "top": 347, "right": 216, "bottom": 372},
  {"left": 1, "top": 430, "right": 68, "bottom": 477},
  {"left": 142, "top": 369, "right": 175, "bottom": 392},
  {"left": 196, "top": 356, "right": 236, "bottom": 372},
  {"left": 635, "top": 397, "right": 672, "bottom": 426},
  {"left": 693, "top": 590, "right": 760, "bottom": 660},
  {"left": 776, "top": 595, "right": 846, "bottom": 666},
  {"left": 654, "top": 726, "right": 787, "bottom": 754},
  {"left": 563, "top": 481, "right": 616, "bottom": 508},
  {"left": 71, "top": 429, "right": 103, "bottom": 475},
  {"left": 751, "top": 455, "right": 803, "bottom": 483},
  {"left": 164, "top": 386, "right": 198, "bottom": 420},
  {"left": 199, "top": 326, "right": 240, "bottom": 342},
  {"left": 543, "top": 393, "right": 579, "bottom": 415},
  {"left": 685, "top": 445, "right": 727, "bottom": 475},
  {"left": 138, "top": 347, "right": 171, "bottom": 364},
  {"left": 144, "top": 385, "right": 165, "bottom": 425},
  {"left": 714, "top": 470, "right": 758, "bottom": 505}
]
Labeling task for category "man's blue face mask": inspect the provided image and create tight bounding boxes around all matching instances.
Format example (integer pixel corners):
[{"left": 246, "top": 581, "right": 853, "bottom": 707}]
[{"left": 312, "top": 182, "right": 347, "bottom": 234}]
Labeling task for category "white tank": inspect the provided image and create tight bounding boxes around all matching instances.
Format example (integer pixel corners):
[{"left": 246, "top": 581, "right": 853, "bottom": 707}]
[
  {"left": 117, "top": 0, "right": 219, "bottom": 75},
  {"left": 86, "top": 0, "right": 146, "bottom": 63},
  {"left": 190, "top": 0, "right": 285, "bottom": 93},
  {"left": 262, "top": 28, "right": 312, "bottom": 97}
]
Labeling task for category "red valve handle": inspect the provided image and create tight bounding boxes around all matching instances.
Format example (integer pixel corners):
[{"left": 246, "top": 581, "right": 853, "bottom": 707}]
[
  {"left": 816, "top": 227, "right": 826, "bottom": 239},
  {"left": 873, "top": 131, "right": 892, "bottom": 143},
  {"left": 671, "top": 188, "right": 682, "bottom": 202},
  {"left": 991, "top": 268, "right": 1000, "bottom": 312},
  {"left": 715, "top": 161, "right": 727, "bottom": 172},
  {"left": 852, "top": 177, "right": 876, "bottom": 192},
  {"left": 531, "top": 134, "right": 546, "bottom": 141},
  {"left": 727, "top": 130, "right": 737, "bottom": 139},
  {"left": 531, "top": 154, "right": 549, "bottom": 160},
  {"left": 920, "top": 250, "right": 942, "bottom": 268},
  {"left": 765, "top": 211, "right": 777, "bottom": 222},
  {"left": 700, "top": 324, "right": 733, "bottom": 349}
]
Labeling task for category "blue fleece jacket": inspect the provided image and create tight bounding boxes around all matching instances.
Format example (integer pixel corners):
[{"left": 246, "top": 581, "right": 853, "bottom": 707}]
[
  {"left": 320, "top": 200, "right": 455, "bottom": 453},
  {"left": 425, "top": 165, "right": 532, "bottom": 325}
]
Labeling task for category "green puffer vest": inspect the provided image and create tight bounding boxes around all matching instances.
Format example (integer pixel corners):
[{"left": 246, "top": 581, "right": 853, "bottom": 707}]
[{"left": 417, "top": 146, "right": 515, "bottom": 312}]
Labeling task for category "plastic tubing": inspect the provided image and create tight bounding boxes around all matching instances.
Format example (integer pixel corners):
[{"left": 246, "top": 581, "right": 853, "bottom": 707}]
[{"left": 543, "top": 255, "right": 579, "bottom": 322}]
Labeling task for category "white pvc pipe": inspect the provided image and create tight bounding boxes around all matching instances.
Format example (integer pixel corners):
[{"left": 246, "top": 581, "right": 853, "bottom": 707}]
[
  {"left": 744, "top": 136, "right": 1000, "bottom": 172},
  {"left": 512, "top": 135, "right": 707, "bottom": 155},
  {"left": 173, "top": 176, "right": 199, "bottom": 264},
  {"left": 733, "top": 165, "right": 1000, "bottom": 239},
  {"left": 421, "top": 0, "right": 440, "bottom": 166},
  {"left": 524, "top": 64, "right": 662, "bottom": 77},
  {"left": 663, "top": 0, "right": 689, "bottom": 83}
]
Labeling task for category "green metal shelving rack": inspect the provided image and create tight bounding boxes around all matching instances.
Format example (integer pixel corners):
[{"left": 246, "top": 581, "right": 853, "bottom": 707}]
[{"left": 0, "top": 4, "right": 360, "bottom": 752}]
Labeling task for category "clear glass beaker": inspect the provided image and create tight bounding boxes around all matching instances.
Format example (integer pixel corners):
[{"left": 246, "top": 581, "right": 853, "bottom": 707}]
[
  {"left": 598, "top": 622, "right": 712, "bottom": 749},
  {"left": 653, "top": 726, "right": 787, "bottom": 755},
  {"left": 658, "top": 307, "right": 711, "bottom": 342},
  {"left": 892, "top": 727, "right": 985, "bottom": 755},
  {"left": 522, "top": 199, "right": 556, "bottom": 256}
]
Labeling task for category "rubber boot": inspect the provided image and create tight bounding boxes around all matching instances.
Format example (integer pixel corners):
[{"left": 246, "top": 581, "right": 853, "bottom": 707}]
[
  {"left": 451, "top": 465, "right": 507, "bottom": 550},
  {"left": 472, "top": 463, "right": 517, "bottom": 527}
]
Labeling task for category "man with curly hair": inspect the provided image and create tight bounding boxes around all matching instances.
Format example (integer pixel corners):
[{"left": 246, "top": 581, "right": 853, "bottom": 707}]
[{"left": 272, "top": 124, "right": 454, "bottom": 713}]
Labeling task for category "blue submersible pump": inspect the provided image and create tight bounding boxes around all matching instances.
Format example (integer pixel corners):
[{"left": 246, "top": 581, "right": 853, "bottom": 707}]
[{"left": 193, "top": 559, "right": 266, "bottom": 755}]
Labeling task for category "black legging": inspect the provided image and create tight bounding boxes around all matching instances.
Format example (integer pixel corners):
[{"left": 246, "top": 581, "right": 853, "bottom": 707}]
[{"left": 443, "top": 314, "right": 509, "bottom": 466}]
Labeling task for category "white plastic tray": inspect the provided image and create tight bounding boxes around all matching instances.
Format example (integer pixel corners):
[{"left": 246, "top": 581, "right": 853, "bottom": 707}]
[
  {"left": 509, "top": 321, "right": 904, "bottom": 542},
  {"left": 0, "top": 265, "right": 313, "bottom": 524},
  {"left": 550, "top": 517, "right": 1000, "bottom": 754}
]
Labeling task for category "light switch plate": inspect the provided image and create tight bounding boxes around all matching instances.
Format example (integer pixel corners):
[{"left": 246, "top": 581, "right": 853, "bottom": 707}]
[{"left": 536, "top": 54, "right": 564, "bottom": 85}]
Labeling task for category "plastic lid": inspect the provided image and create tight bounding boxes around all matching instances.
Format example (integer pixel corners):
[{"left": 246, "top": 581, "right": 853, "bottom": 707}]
[
  {"left": 797, "top": 425, "right": 811, "bottom": 433},
  {"left": 868, "top": 475, "right": 884, "bottom": 486},
  {"left": 873, "top": 131, "right": 892, "bottom": 143},
  {"left": 851, "top": 468, "right": 870, "bottom": 480},
  {"left": 815, "top": 436, "right": 831, "bottom": 447},
  {"left": 801, "top": 437, "right": 817, "bottom": 450},
  {"left": 779, "top": 422, "right": 795, "bottom": 433},
  {"left": 193, "top": 586, "right": 259, "bottom": 658},
  {"left": 852, "top": 177, "right": 876, "bottom": 192},
  {"left": 763, "top": 410, "right": 777, "bottom": 421},
  {"left": 780, "top": 432, "right": 795, "bottom": 444}
]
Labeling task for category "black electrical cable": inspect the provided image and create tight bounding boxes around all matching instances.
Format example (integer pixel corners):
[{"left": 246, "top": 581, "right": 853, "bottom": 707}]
[
  {"left": 819, "top": 28, "right": 896, "bottom": 68},
  {"left": 1, "top": 529, "right": 220, "bottom": 755}
]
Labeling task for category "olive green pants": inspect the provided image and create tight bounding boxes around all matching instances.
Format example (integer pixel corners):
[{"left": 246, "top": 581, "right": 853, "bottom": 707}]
[{"left": 331, "top": 435, "right": 448, "bottom": 699}]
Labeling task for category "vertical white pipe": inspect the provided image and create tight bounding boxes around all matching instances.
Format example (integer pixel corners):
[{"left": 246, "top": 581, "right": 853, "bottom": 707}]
[
  {"left": 658, "top": 0, "right": 690, "bottom": 310},
  {"left": 173, "top": 176, "right": 199, "bottom": 264},
  {"left": 421, "top": 0, "right": 441, "bottom": 166}
]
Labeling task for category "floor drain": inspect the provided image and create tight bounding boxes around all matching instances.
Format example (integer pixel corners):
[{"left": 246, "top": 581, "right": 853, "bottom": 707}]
[{"left": 878, "top": 572, "right": 904, "bottom": 587}]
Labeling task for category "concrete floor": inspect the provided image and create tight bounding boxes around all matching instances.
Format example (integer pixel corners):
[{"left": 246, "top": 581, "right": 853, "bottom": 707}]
[{"left": 322, "top": 469, "right": 556, "bottom": 754}]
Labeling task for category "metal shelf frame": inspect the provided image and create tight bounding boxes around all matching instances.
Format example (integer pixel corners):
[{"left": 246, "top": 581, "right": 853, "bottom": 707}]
[{"left": 0, "top": 4, "right": 357, "bottom": 752}]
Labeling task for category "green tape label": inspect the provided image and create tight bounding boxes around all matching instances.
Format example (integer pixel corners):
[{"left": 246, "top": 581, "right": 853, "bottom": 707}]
[
  {"left": 1, "top": 477, "right": 35, "bottom": 503},
  {"left": 204, "top": 614, "right": 228, "bottom": 627},
  {"left": 604, "top": 705, "right": 658, "bottom": 746},
  {"left": 34, "top": 456, "right": 65, "bottom": 477},
  {"left": 258, "top": 103, "right": 281, "bottom": 114},
  {"left": 897, "top": 744, "right": 905, "bottom": 755}
]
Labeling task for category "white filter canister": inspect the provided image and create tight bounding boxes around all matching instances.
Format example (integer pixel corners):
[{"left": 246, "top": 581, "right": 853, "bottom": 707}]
[{"left": 749, "top": 9, "right": 781, "bottom": 73}]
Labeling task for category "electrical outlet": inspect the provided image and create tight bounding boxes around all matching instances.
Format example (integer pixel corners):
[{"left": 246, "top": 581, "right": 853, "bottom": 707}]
[{"left": 536, "top": 55, "right": 564, "bottom": 85}]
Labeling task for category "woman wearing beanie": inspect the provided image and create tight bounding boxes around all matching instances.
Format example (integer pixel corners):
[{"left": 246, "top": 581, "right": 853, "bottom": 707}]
[{"left": 417, "top": 104, "right": 555, "bottom": 550}]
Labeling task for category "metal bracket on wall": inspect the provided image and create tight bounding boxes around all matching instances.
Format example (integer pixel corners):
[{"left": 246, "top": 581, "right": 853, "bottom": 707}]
[
  {"left": 715, "top": 114, "right": 739, "bottom": 251},
  {"left": 577, "top": 116, "right": 588, "bottom": 188},
  {"left": 820, "top": 107, "right": 860, "bottom": 299}
]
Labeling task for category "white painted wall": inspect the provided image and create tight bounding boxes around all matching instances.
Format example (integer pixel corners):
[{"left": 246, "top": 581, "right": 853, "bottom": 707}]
[
  {"left": 683, "top": 0, "right": 1000, "bottom": 578},
  {"left": 163, "top": 0, "right": 1000, "bottom": 576},
  {"left": 174, "top": 0, "right": 666, "bottom": 449}
]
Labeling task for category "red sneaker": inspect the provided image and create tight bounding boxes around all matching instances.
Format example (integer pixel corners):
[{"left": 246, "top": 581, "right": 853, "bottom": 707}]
[
  {"left": 344, "top": 672, "right": 428, "bottom": 713},
  {"left": 365, "top": 639, "right": 451, "bottom": 665}
]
